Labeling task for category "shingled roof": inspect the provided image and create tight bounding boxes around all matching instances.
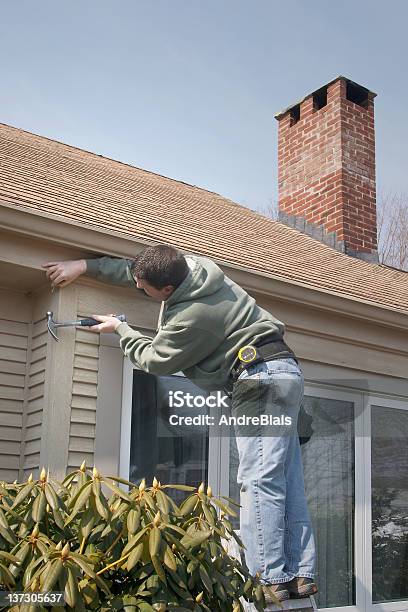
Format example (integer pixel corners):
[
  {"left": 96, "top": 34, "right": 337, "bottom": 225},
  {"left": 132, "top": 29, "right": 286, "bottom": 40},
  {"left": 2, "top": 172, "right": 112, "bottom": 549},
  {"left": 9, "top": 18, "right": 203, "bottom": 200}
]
[{"left": 1, "top": 122, "right": 407, "bottom": 314}]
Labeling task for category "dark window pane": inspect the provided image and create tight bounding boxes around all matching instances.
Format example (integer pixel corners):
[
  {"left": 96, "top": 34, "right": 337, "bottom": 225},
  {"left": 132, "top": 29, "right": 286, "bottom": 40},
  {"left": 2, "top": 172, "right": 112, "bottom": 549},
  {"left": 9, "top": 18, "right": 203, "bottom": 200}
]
[
  {"left": 300, "top": 397, "right": 355, "bottom": 608},
  {"left": 229, "top": 435, "right": 240, "bottom": 530},
  {"left": 372, "top": 405, "right": 408, "bottom": 603},
  {"left": 129, "top": 371, "right": 208, "bottom": 504}
]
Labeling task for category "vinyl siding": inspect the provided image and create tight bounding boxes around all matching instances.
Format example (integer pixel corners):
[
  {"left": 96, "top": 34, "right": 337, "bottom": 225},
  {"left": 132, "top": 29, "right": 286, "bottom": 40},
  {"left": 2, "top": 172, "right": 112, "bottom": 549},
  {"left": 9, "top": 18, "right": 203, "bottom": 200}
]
[
  {"left": 0, "top": 318, "right": 28, "bottom": 481},
  {"left": 20, "top": 318, "right": 47, "bottom": 479},
  {"left": 72, "top": 283, "right": 148, "bottom": 476},
  {"left": 68, "top": 327, "right": 99, "bottom": 471}
]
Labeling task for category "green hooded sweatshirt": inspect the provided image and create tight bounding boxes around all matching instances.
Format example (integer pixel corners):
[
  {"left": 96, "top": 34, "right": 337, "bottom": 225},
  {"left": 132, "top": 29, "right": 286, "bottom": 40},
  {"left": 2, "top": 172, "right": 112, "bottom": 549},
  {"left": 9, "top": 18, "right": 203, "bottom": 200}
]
[{"left": 85, "top": 255, "right": 286, "bottom": 391}]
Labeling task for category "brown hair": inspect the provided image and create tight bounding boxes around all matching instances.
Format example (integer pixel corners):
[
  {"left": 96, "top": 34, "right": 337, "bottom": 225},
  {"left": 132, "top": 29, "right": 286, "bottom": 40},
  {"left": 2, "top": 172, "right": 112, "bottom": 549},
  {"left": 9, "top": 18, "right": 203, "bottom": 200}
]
[{"left": 130, "top": 244, "right": 188, "bottom": 290}]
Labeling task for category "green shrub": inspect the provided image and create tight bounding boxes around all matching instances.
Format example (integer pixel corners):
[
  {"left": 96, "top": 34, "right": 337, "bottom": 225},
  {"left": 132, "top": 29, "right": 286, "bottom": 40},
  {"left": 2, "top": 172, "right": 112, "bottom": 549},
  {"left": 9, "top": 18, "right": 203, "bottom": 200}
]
[{"left": 0, "top": 465, "right": 265, "bottom": 611}]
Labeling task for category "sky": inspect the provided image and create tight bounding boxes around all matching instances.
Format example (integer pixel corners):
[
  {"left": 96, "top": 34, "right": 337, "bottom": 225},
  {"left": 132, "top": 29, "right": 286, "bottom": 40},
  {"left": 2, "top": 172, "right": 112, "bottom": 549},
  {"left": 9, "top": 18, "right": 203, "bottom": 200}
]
[{"left": 0, "top": 0, "right": 407, "bottom": 212}]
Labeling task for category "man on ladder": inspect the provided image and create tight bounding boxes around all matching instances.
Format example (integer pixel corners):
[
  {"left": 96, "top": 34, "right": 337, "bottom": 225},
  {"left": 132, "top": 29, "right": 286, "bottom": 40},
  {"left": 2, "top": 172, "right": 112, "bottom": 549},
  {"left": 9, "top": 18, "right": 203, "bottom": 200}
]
[{"left": 43, "top": 243, "right": 317, "bottom": 603}]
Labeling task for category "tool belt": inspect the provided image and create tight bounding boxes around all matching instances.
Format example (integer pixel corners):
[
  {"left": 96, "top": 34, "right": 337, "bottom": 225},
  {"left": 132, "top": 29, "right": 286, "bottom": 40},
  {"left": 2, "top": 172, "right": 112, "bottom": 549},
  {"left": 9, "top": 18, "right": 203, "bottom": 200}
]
[{"left": 230, "top": 336, "right": 298, "bottom": 383}]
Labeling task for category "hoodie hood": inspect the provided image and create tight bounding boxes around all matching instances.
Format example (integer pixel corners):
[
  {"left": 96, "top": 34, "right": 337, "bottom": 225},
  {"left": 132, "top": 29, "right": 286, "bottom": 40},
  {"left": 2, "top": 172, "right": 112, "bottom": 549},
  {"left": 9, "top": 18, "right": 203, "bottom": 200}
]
[{"left": 166, "top": 255, "right": 225, "bottom": 306}]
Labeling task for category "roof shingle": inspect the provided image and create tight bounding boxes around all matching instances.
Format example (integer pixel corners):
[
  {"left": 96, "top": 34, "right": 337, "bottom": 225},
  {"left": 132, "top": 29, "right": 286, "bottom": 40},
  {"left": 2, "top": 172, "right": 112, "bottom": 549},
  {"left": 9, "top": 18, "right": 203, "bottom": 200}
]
[{"left": 0, "top": 123, "right": 407, "bottom": 314}]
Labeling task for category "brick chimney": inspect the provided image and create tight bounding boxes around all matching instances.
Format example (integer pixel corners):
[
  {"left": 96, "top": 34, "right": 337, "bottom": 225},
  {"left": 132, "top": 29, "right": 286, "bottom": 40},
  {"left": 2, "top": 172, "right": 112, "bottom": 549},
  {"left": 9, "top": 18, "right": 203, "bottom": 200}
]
[{"left": 275, "top": 76, "right": 378, "bottom": 262}]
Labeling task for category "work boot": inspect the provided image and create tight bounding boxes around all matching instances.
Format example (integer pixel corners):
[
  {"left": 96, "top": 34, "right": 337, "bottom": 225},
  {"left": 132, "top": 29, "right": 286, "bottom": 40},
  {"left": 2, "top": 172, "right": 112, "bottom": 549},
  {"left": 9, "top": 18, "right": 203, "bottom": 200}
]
[
  {"left": 262, "top": 582, "right": 291, "bottom": 604},
  {"left": 286, "top": 577, "right": 318, "bottom": 598}
]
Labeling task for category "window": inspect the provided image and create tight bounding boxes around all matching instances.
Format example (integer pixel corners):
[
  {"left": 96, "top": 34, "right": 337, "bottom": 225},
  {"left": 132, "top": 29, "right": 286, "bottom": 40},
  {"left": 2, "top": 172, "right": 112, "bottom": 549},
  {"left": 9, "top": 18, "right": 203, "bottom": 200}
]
[
  {"left": 120, "top": 361, "right": 209, "bottom": 503},
  {"left": 371, "top": 404, "right": 408, "bottom": 604},
  {"left": 120, "top": 361, "right": 408, "bottom": 612},
  {"left": 227, "top": 390, "right": 357, "bottom": 609},
  {"left": 301, "top": 395, "right": 355, "bottom": 609}
]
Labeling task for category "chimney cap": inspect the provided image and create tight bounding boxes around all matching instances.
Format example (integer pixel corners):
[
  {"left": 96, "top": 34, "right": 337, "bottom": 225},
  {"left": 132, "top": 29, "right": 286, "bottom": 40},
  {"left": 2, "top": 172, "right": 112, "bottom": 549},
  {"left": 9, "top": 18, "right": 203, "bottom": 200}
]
[{"left": 274, "top": 75, "right": 377, "bottom": 120}]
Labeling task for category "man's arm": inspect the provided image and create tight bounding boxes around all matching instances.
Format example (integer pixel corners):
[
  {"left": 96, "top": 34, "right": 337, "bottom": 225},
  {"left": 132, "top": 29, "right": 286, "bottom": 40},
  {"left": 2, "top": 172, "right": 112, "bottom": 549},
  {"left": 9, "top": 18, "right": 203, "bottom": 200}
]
[
  {"left": 84, "top": 256, "right": 137, "bottom": 287},
  {"left": 115, "top": 321, "right": 222, "bottom": 376},
  {"left": 42, "top": 257, "right": 139, "bottom": 289}
]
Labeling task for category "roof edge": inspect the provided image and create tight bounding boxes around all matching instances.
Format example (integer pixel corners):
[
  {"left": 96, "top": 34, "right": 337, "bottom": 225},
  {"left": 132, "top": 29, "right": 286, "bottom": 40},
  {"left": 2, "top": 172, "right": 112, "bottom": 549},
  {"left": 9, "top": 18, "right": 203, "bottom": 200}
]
[{"left": 1, "top": 200, "right": 408, "bottom": 328}]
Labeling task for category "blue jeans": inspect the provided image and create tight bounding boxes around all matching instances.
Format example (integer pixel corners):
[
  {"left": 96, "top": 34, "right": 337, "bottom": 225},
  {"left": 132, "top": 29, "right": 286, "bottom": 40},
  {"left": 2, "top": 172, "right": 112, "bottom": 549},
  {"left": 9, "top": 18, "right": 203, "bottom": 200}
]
[{"left": 231, "top": 357, "right": 316, "bottom": 584}]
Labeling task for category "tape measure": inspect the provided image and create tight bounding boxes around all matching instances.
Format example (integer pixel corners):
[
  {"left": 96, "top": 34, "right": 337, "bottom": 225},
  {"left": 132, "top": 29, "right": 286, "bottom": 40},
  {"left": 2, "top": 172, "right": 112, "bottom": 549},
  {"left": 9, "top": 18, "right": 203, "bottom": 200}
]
[{"left": 237, "top": 345, "right": 258, "bottom": 363}]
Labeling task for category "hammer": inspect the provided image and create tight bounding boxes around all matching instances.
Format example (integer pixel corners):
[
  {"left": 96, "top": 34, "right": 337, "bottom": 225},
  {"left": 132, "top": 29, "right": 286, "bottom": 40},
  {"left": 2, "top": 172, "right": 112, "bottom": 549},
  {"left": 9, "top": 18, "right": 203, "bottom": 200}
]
[{"left": 46, "top": 311, "right": 126, "bottom": 342}]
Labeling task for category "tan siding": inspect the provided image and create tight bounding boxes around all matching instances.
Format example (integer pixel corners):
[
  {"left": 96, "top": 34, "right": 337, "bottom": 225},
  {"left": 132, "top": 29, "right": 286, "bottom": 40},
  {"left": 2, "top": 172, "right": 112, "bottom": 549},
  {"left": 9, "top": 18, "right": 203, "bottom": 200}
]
[
  {"left": 75, "top": 342, "right": 98, "bottom": 359},
  {"left": 73, "top": 368, "right": 98, "bottom": 385},
  {"left": 0, "top": 360, "right": 26, "bottom": 375},
  {"left": 74, "top": 354, "right": 98, "bottom": 371},
  {"left": 0, "top": 386, "right": 24, "bottom": 401},
  {"left": 0, "top": 346, "right": 27, "bottom": 362},
  {"left": 71, "top": 408, "right": 96, "bottom": 425},
  {"left": 71, "top": 395, "right": 98, "bottom": 411},
  {"left": 0, "top": 316, "right": 28, "bottom": 481},
  {"left": 21, "top": 320, "right": 47, "bottom": 477},
  {"left": 0, "top": 399, "right": 22, "bottom": 413},
  {"left": 68, "top": 326, "right": 99, "bottom": 472},
  {"left": 0, "top": 320, "right": 29, "bottom": 336},
  {"left": 0, "top": 425, "right": 21, "bottom": 440},
  {"left": 68, "top": 451, "right": 94, "bottom": 468},
  {"left": 0, "top": 372, "right": 26, "bottom": 387}
]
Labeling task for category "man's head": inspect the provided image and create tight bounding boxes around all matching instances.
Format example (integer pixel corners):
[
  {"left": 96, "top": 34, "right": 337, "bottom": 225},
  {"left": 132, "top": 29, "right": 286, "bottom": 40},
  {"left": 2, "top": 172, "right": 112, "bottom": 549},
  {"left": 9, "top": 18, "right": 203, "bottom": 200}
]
[{"left": 130, "top": 244, "right": 189, "bottom": 301}]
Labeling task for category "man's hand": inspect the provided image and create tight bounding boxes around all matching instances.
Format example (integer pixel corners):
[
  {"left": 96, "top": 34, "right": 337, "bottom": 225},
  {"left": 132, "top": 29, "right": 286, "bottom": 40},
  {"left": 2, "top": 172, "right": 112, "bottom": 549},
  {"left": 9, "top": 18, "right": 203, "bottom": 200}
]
[
  {"left": 85, "top": 314, "right": 124, "bottom": 334},
  {"left": 42, "top": 259, "right": 87, "bottom": 289}
]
